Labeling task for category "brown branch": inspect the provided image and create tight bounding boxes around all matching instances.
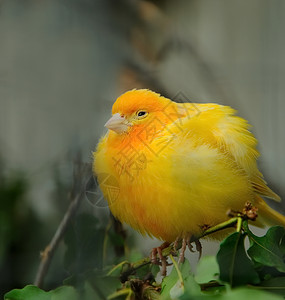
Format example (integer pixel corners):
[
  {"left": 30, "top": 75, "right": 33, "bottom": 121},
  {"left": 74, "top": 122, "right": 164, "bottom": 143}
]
[
  {"left": 34, "top": 157, "right": 90, "bottom": 288},
  {"left": 34, "top": 192, "right": 83, "bottom": 288}
]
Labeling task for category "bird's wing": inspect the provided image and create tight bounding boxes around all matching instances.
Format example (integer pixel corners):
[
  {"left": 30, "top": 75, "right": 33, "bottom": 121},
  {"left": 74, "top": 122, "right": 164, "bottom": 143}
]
[{"left": 173, "top": 103, "right": 280, "bottom": 202}]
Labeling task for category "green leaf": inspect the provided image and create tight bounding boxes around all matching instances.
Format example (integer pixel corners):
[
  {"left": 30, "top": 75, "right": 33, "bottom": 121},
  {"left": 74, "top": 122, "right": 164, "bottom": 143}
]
[
  {"left": 195, "top": 255, "right": 219, "bottom": 283},
  {"left": 160, "top": 258, "right": 201, "bottom": 300},
  {"left": 217, "top": 232, "right": 260, "bottom": 287},
  {"left": 50, "top": 286, "right": 78, "bottom": 300},
  {"left": 247, "top": 226, "right": 285, "bottom": 273},
  {"left": 219, "top": 287, "right": 283, "bottom": 300},
  {"left": 180, "top": 287, "right": 284, "bottom": 300},
  {"left": 183, "top": 274, "right": 201, "bottom": 297},
  {"left": 4, "top": 285, "right": 78, "bottom": 300},
  {"left": 160, "top": 264, "right": 183, "bottom": 299},
  {"left": 4, "top": 285, "right": 50, "bottom": 300},
  {"left": 150, "top": 263, "right": 161, "bottom": 278},
  {"left": 253, "top": 265, "right": 285, "bottom": 281}
]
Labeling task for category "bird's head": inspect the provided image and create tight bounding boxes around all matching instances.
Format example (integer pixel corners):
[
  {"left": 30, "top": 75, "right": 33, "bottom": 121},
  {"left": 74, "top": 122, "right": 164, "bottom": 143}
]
[{"left": 105, "top": 89, "right": 184, "bottom": 135}]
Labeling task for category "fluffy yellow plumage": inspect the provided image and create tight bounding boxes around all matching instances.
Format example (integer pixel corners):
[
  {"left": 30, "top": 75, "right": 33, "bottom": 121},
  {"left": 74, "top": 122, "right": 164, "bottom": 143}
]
[{"left": 93, "top": 89, "right": 285, "bottom": 243}]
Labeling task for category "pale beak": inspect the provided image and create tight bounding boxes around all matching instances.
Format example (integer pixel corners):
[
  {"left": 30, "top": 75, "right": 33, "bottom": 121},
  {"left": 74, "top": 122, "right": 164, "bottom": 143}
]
[{"left": 104, "top": 113, "right": 131, "bottom": 134}]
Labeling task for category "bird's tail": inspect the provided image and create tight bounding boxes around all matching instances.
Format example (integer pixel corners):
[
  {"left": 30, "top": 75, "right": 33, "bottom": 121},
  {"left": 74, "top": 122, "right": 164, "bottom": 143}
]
[{"left": 256, "top": 196, "right": 285, "bottom": 227}]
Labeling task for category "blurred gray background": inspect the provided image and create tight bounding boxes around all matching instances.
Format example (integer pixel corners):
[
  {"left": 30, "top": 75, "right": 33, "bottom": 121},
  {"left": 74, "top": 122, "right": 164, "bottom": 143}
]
[{"left": 0, "top": 0, "right": 285, "bottom": 292}]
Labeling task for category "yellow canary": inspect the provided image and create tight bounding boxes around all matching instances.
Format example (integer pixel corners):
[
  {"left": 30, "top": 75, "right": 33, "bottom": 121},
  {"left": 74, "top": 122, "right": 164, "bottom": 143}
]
[{"left": 93, "top": 89, "right": 285, "bottom": 244}]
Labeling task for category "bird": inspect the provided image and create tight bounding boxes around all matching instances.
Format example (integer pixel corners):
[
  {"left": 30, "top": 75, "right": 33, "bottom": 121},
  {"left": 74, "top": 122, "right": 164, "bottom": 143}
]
[{"left": 93, "top": 89, "right": 285, "bottom": 274}]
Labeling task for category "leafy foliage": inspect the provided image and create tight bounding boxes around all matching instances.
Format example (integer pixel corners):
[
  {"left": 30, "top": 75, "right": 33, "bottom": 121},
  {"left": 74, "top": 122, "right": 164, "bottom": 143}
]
[
  {"left": 247, "top": 226, "right": 285, "bottom": 273},
  {"left": 4, "top": 285, "right": 78, "bottom": 300},
  {"left": 216, "top": 224, "right": 285, "bottom": 293},
  {"left": 5, "top": 217, "right": 285, "bottom": 300},
  {"left": 160, "top": 258, "right": 200, "bottom": 299},
  {"left": 194, "top": 255, "right": 219, "bottom": 283},
  {"left": 217, "top": 232, "right": 260, "bottom": 286}
]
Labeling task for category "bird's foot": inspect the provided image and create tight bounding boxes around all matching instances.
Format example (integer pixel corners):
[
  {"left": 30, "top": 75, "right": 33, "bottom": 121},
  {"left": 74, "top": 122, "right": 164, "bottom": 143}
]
[
  {"left": 150, "top": 242, "right": 171, "bottom": 276},
  {"left": 195, "top": 240, "right": 202, "bottom": 259},
  {"left": 177, "top": 235, "right": 191, "bottom": 264},
  {"left": 174, "top": 235, "right": 203, "bottom": 264}
]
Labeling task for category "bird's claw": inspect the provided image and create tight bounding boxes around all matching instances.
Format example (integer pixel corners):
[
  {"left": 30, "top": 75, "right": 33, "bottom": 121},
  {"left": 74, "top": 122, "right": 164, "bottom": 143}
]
[
  {"left": 195, "top": 240, "right": 202, "bottom": 259},
  {"left": 175, "top": 235, "right": 202, "bottom": 264},
  {"left": 150, "top": 242, "right": 170, "bottom": 276}
]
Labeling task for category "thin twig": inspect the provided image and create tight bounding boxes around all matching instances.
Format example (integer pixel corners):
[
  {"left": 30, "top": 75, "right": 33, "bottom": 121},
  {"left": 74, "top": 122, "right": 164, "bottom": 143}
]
[
  {"left": 34, "top": 192, "right": 83, "bottom": 288},
  {"left": 34, "top": 158, "right": 90, "bottom": 288}
]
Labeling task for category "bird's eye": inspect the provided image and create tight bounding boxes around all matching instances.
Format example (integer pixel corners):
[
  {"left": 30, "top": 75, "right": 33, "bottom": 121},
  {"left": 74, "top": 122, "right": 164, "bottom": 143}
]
[{"left": 136, "top": 110, "right": 148, "bottom": 118}]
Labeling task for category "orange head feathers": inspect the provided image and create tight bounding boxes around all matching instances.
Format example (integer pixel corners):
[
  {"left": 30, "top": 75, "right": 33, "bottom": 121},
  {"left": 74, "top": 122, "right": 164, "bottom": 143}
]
[
  {"left": 112, "top": 89, "right": 168, "bottom": 115},
  {"left": 105, "top": 89, "right": 184, "bottom": 135}
]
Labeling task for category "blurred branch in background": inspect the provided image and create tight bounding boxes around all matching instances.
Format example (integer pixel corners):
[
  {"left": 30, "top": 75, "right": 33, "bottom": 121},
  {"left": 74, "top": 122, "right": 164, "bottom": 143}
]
[
  {"left": 33, "top": 152, "right": 129, "bottom": 291},
  {"left": 34, "top": 154, "right": 91, "bottom": 288}
]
